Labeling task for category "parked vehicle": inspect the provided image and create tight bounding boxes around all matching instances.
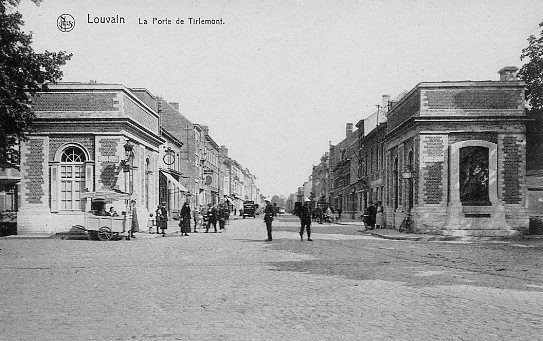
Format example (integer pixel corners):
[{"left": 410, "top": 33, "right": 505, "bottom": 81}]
[{"left": 242, "top": 201, "right": 256, "bottom": 218}]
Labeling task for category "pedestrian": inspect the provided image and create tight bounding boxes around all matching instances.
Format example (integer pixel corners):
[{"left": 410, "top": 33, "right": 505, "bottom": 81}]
[
  {"left": 337, "top": 207, "right": 342, "bottom": 221},
  {"left": 367, "top": 201, "right": 377, "bottom": 230},
  {"left": 192, "top": 206, "right": 200, "bottom": 233},
  {"left": 375, "top": 201, "right": 384, "bottom": 229},
  {"left": 156, "top": 202, "right": 168, "bottom": 237},
  {"left": 325, "top": 206, "right": 332, "bottom": 223},
  {"left": 205, "top": 204, "right": 218, "bottom": 233},
  {"left": 130, "top": 199, "right": 139, "bottom": 238},
  {"left": 218, "top": 202, "right": 228, "bottom": 231},
  {"left": 298, "top": 198, "right": 313, "bottom": 241},
  {"left": 316, "top": 206, "right": 323, "bottom": 224},
  {"left": 179, "top": 201, "right": 191, "bottom": 236},
  {"left": 263, "top": 197, "right": 274, "bottom": 241}
]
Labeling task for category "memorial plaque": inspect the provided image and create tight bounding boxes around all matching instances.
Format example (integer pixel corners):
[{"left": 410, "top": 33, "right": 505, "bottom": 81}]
[{"left": 420, "top": 135, "right": 447, "bottom": 163}]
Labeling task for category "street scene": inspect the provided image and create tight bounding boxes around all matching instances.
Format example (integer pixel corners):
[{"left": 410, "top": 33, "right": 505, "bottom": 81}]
[
  {"left": 1, "top": 216, "right": 543, "bottom": 340},
  {"left": 3, "top": 1, "right": 543, "bottom": 340}
]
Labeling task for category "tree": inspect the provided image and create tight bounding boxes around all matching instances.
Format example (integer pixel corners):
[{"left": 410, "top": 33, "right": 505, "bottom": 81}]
[
  {"left": 0, "top": 0, "right": 71, "bottom": 169},
  {"left": 519, "top": 20, "right": 543, "bottom": 172}
]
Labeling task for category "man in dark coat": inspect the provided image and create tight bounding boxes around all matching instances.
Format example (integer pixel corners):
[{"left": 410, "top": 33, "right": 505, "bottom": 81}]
[
  {"left": 299, "top": 198, "right": 313, "bottom": 241},
  {"left": 218, "top": 202, "right": 229, "bottom": 231},
  {"left": 205, "top": 204, "right": 218, "bottom": 233},
  {"left": 263, "top": 197, "right": 275, "bottom": 241},
  {"left": 179, "top": 202, "right": 191, "bottom": 236},
  {"left": 367, "top": 201, "right": 377, "bottom": 230}
]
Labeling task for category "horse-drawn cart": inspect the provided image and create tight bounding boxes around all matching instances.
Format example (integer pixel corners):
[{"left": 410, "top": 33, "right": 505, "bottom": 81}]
[{"left": 73, "top": 189, "right": 133, "bottom": 241}]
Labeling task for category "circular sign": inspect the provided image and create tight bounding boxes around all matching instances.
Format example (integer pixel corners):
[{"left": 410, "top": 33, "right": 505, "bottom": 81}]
[
  {"left": 163, "top": 153, "right": 175, "bottom": 165},
  {"left": 57, "top": 14, "right": 75, "bottom": 32}
]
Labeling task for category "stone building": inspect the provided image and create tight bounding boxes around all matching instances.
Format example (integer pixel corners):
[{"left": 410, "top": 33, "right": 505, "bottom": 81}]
[
  {"left": 18, "top": 83, "right": 163, "bottom": 234},
  {"left": 384, "top": 67, "right": 528, "bottom": 236},
  {"left": 329, "top": 123, "right": 358, "bottom": 216}
]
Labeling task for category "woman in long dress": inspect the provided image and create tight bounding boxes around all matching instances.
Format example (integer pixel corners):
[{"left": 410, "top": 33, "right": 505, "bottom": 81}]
[
  {"left": 375, "top": 201, "right": 384, "bottom": 229},
  {"left": 180, "top": 202, "right": 191, "bottom": 236}
]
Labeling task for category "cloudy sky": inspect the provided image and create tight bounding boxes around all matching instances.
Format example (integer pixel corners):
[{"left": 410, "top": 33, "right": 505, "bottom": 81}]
[{"left": 16, "top": 0, "right": 543, "bottom": 197}]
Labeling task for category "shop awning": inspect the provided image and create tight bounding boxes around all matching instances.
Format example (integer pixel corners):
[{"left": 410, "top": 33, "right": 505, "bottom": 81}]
[
  {"left": 225, "top": 197, "right": 234, "bottom": 204},
  {"left": 81, "top": 189, "right": 132, "bottom": 200},
  {"left": 161, "top": 171, "right": 188, "bottom": 192}
]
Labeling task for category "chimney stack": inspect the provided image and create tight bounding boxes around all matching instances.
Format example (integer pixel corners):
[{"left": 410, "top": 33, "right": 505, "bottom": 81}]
[
  {"left": 346, "top": 123, "right": 353, "bottom": 138},
  {"left": 203, "top": 125, "right": 209, "bottom": 136},
  {"left": 169, "top": 102, "right": 179, "bottom": 111},
  {"left": 498, "top": 66, "right": 518, "bottom": 82},
  {"left": 381, "top": 94, "right": 391, "bottom": 113}
]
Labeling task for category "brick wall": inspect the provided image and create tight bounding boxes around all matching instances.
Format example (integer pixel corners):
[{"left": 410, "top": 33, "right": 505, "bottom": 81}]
[
  {"left": 49, "top": 136, "right": 94, "bottom": 161},
  {"left": 387, "top": 90, "right": 420, "bottom": 132},
  {"left": 426, "top": 89, "right": 522, "bottom": 110},
  {"left": 32, "top": 92, "right": 117, "bottom": 111},
  {"left": 502, "top": 136, "right": 522, "bottom": 204},
  {"left": 123, "top": 96, "right": 159, "bottom": 134},
  {"left": 23, "top": 139, "right": 45, "bottom": 204},
  {"left": 98, "top": 138, "right": 121, "bottom": 189}
]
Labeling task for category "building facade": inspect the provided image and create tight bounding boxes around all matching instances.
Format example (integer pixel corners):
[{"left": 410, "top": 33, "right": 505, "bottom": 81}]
[{"left": 18, "top": 83, "right": 163, "bottom": 234}]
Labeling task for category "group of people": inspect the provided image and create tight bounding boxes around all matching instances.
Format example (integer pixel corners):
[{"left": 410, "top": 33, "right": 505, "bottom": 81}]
[
  {"left": 263, "top": 197, "right": 313, "bottom": 242},
  {"left": 152, "top": 201, "right": 230, "bottom": 237},
  {"left": 362, "top": 201, "right": 384, "bottom": 230}
]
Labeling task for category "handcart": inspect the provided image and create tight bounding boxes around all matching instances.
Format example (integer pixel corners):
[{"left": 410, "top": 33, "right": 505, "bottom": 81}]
[{"left": 73, "top": 189, "right": 133, "bottom": 241}]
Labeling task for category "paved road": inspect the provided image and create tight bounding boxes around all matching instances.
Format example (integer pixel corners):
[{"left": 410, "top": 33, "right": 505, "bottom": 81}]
[{"left": 1, "top": 216, "right": 542, "bottom": 340}]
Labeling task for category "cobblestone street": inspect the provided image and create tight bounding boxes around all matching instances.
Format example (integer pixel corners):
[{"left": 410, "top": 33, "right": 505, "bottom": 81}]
[{"left": 1, "top": 216, "right": 543, "bottom": 340}]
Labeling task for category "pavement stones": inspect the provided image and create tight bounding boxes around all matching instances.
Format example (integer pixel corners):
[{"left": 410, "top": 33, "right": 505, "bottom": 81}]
[{"left": 1, "top": 217, "right": 543, "bottom": 340}]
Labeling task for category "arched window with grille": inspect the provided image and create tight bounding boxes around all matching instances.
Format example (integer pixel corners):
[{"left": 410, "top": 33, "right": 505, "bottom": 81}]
[{"left": 59, "top": 146, "right": 86, "bottom": 211}]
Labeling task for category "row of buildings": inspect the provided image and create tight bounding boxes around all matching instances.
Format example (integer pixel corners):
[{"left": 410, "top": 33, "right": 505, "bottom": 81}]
[
  {"left": 289, "top": 66, "right": 543, "bottom": 237},
  {"left": 0, "top": 82, "right": 262, "bottom": 235}
]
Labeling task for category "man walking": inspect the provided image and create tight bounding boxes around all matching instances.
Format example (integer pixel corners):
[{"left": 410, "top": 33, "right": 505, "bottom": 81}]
[
  {"left": 299, "top": 198, "right": 313, "bottom": 241},
  {"left": 205, "top": 204, "right": 218, "bottom": 233},
  {"left": 218, "top": 202, "right": 229, "bottom": 232},
  {"left": 263, "top": 197, "right": 275, "bottom": 241}
]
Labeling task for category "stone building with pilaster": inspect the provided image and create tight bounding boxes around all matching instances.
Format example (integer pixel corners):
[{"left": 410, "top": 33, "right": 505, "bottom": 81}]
[
  {"left": 384, "top": 67, "right": 528, "bottom": 236},
  {"left": 18, "top": 83, "right": 163, "bottom": 234}
]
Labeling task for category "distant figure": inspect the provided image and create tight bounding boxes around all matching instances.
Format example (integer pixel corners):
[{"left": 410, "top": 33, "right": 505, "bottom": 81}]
[
  {"left": 337, "top": 208, "right": 342, "bottom": 221},
  {"left": 325, "top": 206, "right": 332, "bottom": 223},
  {"left": 130, "top": 200, "right": 139, "bottom": 237},
  {"left": 205, "top": 204, "right": 218, "bottom": 233},
  {"left": 263, "top": 197, "right": 274, "bottom": 241},
  {"left": 315, "top": 206, "right": 323, "bottom": 224},
  {"left": 375, "top": 201, "right": 384, "bottom": 229},
  {"left": 157, "top": 202, "right": 168, "bottom": 236},
  {"left": 192, "top": 206, "right": 200, "bottom": 233},
  {"left": 218, "top": 203, "right": 229, "bottom": 231},
  {"left": 298, "top": 198, "right": 313, "bottom": 241},
  {"left": 367, "top": 202, "right": 376, "bottom": 230},
  {"left": 179, "top": 202, "right": 191, "bottom": 236}
]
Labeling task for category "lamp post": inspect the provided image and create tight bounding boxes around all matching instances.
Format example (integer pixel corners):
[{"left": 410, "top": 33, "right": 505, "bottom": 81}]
[{"left": 123, "top": 140, "right": 135, "bottom": 194}]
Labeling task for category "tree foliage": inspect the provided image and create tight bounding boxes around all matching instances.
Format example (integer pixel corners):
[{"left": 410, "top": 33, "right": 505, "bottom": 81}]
[
  {"left": 0, "top": 0, "right": 71, "bottom": 169},
  {"left": 519, "top": 20, "right": 543, "bottom": 112}
]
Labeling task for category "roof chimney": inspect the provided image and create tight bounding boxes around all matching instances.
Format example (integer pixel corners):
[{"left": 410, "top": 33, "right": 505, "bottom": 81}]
[
  {"left": 498, "top": 66, "right": 518, "bottom": 81},
  {"left": 346, "top": 123, "right": 353, "bottom": 138},
  {"left": 169, "top": 102, "right": 179, "bottom": 111},
  {"left": 381, "top": 94, "right": 391, "bottom": 113},
  {"left": 202, "top": 125, "right": 209, "bottom": 136}
]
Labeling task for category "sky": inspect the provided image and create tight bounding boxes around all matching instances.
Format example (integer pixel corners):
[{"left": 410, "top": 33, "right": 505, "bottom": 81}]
[{"left": 15, "top": 0, "right": 543, "bottom": 198}]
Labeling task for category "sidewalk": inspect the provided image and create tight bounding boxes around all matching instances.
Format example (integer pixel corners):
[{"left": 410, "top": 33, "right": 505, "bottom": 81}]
[{"left": 334, "top": 219, "right": 543, "bottom": 242}]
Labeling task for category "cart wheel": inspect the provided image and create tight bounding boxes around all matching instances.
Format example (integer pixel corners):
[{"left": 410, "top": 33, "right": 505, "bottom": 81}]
[{"left": 97, "top": 226, "right": 113, "bottom": 241}]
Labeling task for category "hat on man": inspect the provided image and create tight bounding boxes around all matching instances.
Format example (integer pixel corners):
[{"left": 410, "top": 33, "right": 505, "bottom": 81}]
[
  {"left": 304, "top": 198, "right": 311, "bottom": 202},
  {"left": 265, "top": 197, "right": 271, "bottom": 202}
]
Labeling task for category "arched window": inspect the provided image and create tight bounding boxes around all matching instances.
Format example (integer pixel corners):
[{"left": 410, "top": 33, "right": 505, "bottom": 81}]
[{"left": 60, "top": 146, "right": 86, "bottom": 211}]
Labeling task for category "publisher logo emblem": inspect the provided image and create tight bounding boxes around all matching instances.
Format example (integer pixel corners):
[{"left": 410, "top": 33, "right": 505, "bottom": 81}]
[{"left": 57, "top": 14, "right": 75, "bottom": 32}]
